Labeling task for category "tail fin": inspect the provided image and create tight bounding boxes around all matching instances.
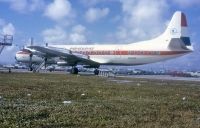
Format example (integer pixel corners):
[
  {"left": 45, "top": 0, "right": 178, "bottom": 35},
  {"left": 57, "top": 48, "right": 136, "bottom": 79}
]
[{"left": 162, "top": 11, "right": 192, "bottom": 50}]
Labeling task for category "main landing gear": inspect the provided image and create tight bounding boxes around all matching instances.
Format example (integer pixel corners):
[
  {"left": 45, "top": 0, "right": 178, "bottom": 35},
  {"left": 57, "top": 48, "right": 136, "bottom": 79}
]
[
  {"left": 94, "top": 68, "right": 99, "bottom": 75},
  {"left": 70, "top": 66, "right": 99, "bottom": 75}
]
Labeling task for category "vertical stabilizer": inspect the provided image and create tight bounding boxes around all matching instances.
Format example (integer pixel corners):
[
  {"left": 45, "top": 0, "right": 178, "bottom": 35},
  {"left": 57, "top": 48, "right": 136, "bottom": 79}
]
[
  {"left": 164, "top": 11, "right": 188, "bottom": 38},
  {"left": 162, "top": 11, "right": 192, "bottom": 50}
]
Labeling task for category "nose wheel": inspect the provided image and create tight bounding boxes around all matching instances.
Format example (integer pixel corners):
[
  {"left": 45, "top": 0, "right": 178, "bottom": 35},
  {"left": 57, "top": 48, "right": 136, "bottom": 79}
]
[
  {"left": 29, "top": 53, "right": 33, "bottom": 71},
  {"left": 71, "top": 67, "right": 79, "bottom": 74}
]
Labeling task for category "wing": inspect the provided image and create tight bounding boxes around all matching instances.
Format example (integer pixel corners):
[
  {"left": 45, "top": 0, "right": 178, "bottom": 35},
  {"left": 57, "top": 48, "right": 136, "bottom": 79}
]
[{"left": 27, "top": 46, "right": 99, "bottom": 67}]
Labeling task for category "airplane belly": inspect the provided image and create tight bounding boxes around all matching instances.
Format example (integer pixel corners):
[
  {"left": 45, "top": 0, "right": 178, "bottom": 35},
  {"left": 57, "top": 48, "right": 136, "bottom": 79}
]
[
  {"left": 90, "top": 55, "right": 114, "bottom": 64},
  {"left": 120, "top": 54, "right": 186, "bottom": 65},
  {"left": 90, "top": 54, "right": 186, "bottom": 65}
]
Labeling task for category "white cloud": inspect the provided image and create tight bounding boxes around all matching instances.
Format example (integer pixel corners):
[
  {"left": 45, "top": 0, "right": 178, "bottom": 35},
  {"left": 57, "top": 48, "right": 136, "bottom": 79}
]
[
  {"left": 72, "top": 24, "right": 86, "bottom": 33},
  {"left": 80, "top": 0, "right": 101, "bottom": 6},
  {"left": 42, "top": 26, "right": 68, "bottom": 44},
  {"left": 69, "top": 25, "right": 87, "bottom": 44},
  {"left": 29, "top": 0, "right": 45, "bottom": 11},
  {"left": 69, "top": 33, "right": 86, "bottom": 44},
  {"left": 85, "top": 7, "right": 110, "bottom": 23},
  {"left": 173, "top": 0, "right": 200, "bottom": 7},
  {"left": 0, "top": 0, "right": 45, "bottom": 13},
  {"left": 2, "top": 23, "right": 15, "bottom": 35},
  {"left": 42, "top": 24, "right": 87, "bottom": 44},
  {"left": 0, "top": 23, "right": 15, "bottom": 35},
  {"left": 44, "top": 0, "right": 74, "bottom": 22},
  {"left": 80, "top": 0, "right": 116, "bottom": 6},
  {"left": 113, "top": 0, "right": 168, "bottom": 42},
  {"left": 10, "top": 0, "right": 27, "bottom": 12}
]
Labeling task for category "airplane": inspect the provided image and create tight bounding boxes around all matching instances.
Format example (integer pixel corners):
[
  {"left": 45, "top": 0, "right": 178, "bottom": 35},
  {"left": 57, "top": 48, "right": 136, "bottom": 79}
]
[{"left": 15, "top": 11, "right": 193, "bottom": 75}]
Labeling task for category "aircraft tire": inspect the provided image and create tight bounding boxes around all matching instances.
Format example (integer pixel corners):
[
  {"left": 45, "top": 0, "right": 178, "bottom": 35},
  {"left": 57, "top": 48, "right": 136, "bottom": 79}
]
[
  {"left": 71, "top": 67, "right": 79, "bottom": 74},
  {"left": 94, "top": 69, "right": 99, "bottom": 75},
  {"left": 29, "top": 67, "right": 33, "bottom": 71}
]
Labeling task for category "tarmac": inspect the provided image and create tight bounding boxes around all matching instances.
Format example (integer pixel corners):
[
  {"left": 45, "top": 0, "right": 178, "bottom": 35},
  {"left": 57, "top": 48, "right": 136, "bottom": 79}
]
[
  {"left": 1, "top": 68, "right": 200, "bottom": 82},
  {"left": 118, "top": 75, "right": 200, "bottom": 82}
]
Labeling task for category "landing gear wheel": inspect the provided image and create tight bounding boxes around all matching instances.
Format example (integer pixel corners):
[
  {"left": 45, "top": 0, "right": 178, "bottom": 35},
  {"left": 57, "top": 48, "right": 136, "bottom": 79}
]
[
  {"left": 94, "top": 69, "right": 99, "bottom": 75},
  {"left": 29, "top": 67, "right": 33, "bottom": 71},
  {"left": 71, "top": 67, "right": 79, "bottom": 74}
]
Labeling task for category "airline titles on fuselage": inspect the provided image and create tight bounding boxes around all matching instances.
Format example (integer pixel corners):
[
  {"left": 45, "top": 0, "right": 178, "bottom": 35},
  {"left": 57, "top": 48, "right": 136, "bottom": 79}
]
[{"left": 69, "top": 47, "right": 187, "bottom": 56}]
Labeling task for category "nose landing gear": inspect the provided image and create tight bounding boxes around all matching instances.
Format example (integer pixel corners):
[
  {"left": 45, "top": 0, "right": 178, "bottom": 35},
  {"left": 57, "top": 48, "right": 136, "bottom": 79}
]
[{"left": 70, "top": 67, "right": 79, "bottom": 74}]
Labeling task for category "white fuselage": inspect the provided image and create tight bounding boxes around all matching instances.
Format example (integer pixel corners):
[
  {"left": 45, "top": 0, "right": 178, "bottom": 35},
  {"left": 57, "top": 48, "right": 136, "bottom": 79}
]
[
  {"left": 50, "top": 40, "right": 191, "bottom": 65},
  {"left": 15, "top": 40, "right": 191, "bottom": 66}
]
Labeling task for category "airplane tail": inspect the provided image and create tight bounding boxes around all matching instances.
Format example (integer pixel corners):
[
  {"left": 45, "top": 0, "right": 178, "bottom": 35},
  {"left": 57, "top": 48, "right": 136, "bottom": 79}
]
[{"left": 161, "top": 11, "right": 193, "bottom": 51}]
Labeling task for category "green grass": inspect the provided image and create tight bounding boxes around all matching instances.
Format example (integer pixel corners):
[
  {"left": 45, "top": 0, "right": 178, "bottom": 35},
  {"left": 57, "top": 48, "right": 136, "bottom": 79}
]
[{"left": 0, "top": 72, "right": 200, "bottom": 127}]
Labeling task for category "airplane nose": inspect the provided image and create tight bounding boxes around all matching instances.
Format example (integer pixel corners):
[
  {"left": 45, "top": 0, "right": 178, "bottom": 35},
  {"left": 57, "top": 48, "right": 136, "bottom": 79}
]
[
  {"left": 15, "top": 54, "right": 18, "bottom": 61},
  {"left": 15, "top": 53, "right": 21, "bottom": 62}
]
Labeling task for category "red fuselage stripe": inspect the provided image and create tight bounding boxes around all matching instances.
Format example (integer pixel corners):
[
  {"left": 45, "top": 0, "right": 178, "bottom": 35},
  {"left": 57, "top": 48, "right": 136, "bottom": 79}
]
[
  {"left": 72, "top": 50, "right": 189, "bottom": 56},
  {"left": 16, "top": 50, "right": 190, "bottom": 56}
]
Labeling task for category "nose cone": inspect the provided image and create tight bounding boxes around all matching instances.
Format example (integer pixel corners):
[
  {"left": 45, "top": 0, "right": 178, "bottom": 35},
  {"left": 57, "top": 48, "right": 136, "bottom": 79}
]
[
  {"left": 15, "top": 50, "right": 31, "bottom": 62},
  {"left": 15, "top": 54, "right": 17, "bottom": 61},
  {"left": 15, "top": 51, "right": 20, "bottom": 61}
]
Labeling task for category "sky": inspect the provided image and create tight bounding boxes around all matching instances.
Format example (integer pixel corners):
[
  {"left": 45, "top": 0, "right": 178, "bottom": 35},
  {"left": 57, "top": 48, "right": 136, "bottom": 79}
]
[{"left": 0, "top": 0, "right": 200, "bottom": 71}]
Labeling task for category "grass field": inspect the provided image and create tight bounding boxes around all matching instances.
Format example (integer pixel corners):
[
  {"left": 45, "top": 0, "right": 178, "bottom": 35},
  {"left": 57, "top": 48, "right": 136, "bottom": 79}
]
[{"left": 0, "top": 72, "right": 200, "bottom": 128}]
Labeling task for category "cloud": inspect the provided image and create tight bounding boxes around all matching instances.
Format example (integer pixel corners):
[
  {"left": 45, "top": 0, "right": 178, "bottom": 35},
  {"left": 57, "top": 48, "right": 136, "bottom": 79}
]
[
  {"left": 69, "top": 25, "right": 87, "bottom": 43},
  {"left": 0, "top": 0, "right": 45, "bottom": 13},
  {"left": 42, "top": 26, "right": 68, "bottom": 44},
  {"left": 112, "top": 0, "right": 168, "bottom": 43},
  {"left": 80, "top": 0, "right": 116, "bottom": 6},
  {"left": 173, "top": 0, "right": 200, "bottom": 7},
  {"left": 9, "top": 0, "right": 27, "bottom": 12},
  {"left": 0, "top": 20, "right": 15, "bottom": 35},
  {"left": 44, "top": 0, "right": 74, "bottom": 22},
  {"left": 80, "top": 0, "right": 101, "bottom": 6},
  {"left": 85, "top": 7, "right": 110, "bottom": 23},
  {"left": 42, "top": 24, "right": 87, "bottom": 44},
  {"left": 29, "top": 0, "right": 45, "bottom": 11},
  {"left": 2, "top": 23, "right": 15, "bottom": 35}
]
